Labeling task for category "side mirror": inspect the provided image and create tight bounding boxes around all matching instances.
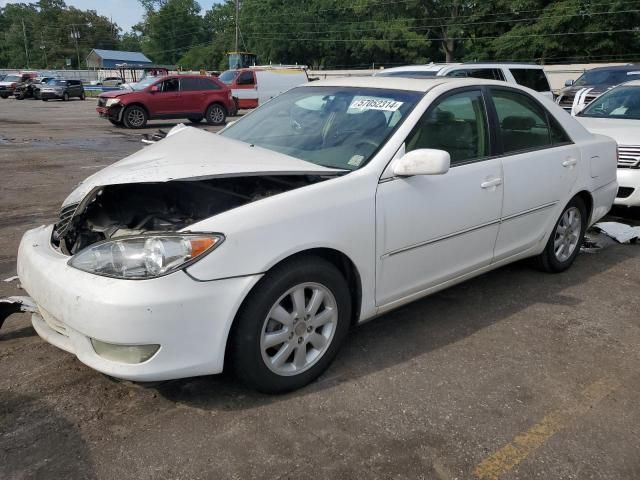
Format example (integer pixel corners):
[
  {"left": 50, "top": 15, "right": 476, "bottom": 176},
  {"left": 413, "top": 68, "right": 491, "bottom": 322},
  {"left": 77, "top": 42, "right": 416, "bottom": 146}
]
[
  {"left": 564, "top": 79, "right": 575, "bottom": 87},
  {"left": 150, "top": 85, "right": 159, "bottom": 93},
  {"left": 392, "top": 149, "right": 450, "bottom": 177}
]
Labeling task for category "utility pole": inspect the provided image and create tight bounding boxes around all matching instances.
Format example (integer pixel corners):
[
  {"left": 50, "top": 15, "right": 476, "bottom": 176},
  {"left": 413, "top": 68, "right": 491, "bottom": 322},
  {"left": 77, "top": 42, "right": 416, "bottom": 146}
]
[
  {"left": 21, "top": 19, "right": 30, "bottom": 68},
  {"left": 40, "top": 32, "right": 47, "bottom": 68},
  {"left": 70, "top": 26, "right": 81, "bottom": 69},
  {"left": 235, "top": 0, "right": 239, "bottom": 52}
]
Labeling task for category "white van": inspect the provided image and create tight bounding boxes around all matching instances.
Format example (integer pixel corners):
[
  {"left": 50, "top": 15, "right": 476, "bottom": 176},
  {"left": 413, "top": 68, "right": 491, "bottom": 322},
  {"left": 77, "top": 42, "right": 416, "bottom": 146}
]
[
  {"left": 376, "top": 62, "right": 554, "bottom": 99},
  {"left": 218, "top": 67, "right": 309, "bottom": 109}
]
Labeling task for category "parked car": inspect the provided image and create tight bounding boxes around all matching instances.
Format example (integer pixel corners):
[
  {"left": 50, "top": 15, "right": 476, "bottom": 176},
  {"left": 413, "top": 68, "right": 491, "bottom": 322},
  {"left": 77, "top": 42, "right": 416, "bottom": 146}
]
[
  {"left": 556, "top": 65, "right": 640, "bottom": 111},
  {"left": 90, "top": 76, "right": 123, "bottom": 87},
  {"left": 376, "top": 62, "right": 554, "bottom": 99},
  {"left": 14, "top": 78, "right": 40, "bottom": 100},
  {"left": 96, "top": 74, "right": 235, "bottom": 128},
  {"left": 575, "top": 80, "right": 640, "bottom": 207},
  {"left": 39, "top": 79, "right": 85, "bottom": 101},
  {"left": 14, "top": 77, "right": 616, "bottom": 393},
  {"left": 218, "top": 67, "right": 309, "bottom": 109},
  {"left": 0, "top": 72, "right": 36, "bottom": 98}
]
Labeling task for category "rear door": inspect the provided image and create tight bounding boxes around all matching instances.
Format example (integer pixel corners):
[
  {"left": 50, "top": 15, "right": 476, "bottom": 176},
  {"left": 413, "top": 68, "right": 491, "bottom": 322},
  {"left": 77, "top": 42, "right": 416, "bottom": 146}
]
[
  {"left": 488, "top": 87, "right": 579, "bottom": 261},
  {"left": 179, "top": 77, "right": 206, "bottom": 114}
]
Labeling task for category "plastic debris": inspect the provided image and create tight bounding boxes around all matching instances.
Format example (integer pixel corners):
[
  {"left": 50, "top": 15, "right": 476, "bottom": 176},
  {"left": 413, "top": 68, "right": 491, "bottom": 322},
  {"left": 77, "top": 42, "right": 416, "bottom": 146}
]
[{"left": 594, "top": 222, "right": 640, "bottom": 243}]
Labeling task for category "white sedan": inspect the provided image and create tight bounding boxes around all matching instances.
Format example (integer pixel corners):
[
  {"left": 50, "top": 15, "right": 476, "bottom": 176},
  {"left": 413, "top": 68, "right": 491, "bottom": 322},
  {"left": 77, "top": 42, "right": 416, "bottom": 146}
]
[
  {"left": 14, "top": 77, "right": 617, "bottom": 393},
  {"left": 575, "top": 80, "right": 640, "bottom": 207}
]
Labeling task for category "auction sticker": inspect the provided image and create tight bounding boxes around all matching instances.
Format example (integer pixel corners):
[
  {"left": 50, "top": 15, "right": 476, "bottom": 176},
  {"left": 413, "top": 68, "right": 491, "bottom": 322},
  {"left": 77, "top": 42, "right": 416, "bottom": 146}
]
[{"left": 349, "top": 98, "right": 403, "bottom": 111}]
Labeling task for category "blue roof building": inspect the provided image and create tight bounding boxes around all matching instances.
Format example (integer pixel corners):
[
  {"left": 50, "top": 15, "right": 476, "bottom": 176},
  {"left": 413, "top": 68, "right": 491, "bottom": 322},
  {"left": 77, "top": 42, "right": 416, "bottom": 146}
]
[{"left": 86, "top": 49, "right": 153, "bottom": 68}]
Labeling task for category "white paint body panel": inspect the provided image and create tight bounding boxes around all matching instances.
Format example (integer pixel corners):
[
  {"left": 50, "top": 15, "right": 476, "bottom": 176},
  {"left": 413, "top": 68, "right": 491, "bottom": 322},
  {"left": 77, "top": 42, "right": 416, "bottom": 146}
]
[
  {"left": 16, "top": 78, "right": 617, "bottom": 381},
  {"left": 231, "top": 69, "right": 308, "bottom": 105},
  {"left": 576, "top": 115, "right": 640, "bottom": 206}
]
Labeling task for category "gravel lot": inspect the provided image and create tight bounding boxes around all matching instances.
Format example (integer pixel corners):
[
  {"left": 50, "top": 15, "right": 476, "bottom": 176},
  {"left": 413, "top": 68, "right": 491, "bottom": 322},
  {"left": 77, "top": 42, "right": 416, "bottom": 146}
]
[{"left": 1, "top": 98, "right": 639, "bottom": 480}]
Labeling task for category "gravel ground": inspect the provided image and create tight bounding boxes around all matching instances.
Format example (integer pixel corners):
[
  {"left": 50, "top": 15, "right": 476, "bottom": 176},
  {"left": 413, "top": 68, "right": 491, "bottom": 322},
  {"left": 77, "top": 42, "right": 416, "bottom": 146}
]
[{"left": 1, "top": 98, "right": 639, "bottom": 480}]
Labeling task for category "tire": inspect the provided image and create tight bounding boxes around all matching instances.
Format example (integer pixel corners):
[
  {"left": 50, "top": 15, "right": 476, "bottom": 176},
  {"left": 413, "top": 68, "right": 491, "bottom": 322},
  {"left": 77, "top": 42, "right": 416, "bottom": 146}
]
[
  {"left": 0, "top": 94, "right": 8, "bottom": 99},
  {"left": 534, "top": 196, "right": 587, "bottom": 273},
  {"left": 205, "top": 103, "right": 226, "bottom": 125},
  {"left": 188, "top": 116, "right": 203, "bottom": 123},
  {"left": 122, "top": 105, "right": 148, "bottom": 129},
  {"left": 80, "top": 92, "right": 86, "bottom": 100},
  {"left": 42, "top": 98, "right": 48, "bottom": 102},
  {"left": 231, "top": 256, "right": 351, "bottom": 393},
  {"left": 62, "top": 92, "right": 69, "bottom": 101},
  {"left": 108, "top": 119, "right": 122, "bottom": 127}
]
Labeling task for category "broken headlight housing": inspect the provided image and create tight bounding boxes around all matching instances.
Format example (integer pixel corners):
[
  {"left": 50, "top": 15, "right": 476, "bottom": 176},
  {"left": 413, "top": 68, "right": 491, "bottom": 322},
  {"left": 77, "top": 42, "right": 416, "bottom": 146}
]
[
  {"left": 68, "top": 234, "right": 224, "bottom": 279},
  {"left": 105, "top": 98, "right": 121, "bottom": 107}
]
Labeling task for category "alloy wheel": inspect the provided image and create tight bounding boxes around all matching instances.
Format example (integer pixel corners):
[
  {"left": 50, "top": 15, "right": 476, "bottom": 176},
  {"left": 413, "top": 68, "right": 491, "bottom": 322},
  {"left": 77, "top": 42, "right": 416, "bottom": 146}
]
[
  {"left": 127, "top": 108, "right": 145, "bottom": 128},
  {"left": 260, "top": 282, "right": 338, "bottom": 376},
  {"left": 208, "top": 105, "right": 225, "bottom": 124},
  {"left": 553, "top": 206, "right": 582, "bottom": 262}
]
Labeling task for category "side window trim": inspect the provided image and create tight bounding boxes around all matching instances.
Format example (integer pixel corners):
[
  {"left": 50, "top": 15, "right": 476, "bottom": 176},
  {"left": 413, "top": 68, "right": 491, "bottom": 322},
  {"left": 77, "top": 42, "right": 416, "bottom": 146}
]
[
  {"left": 403, "top": 86, "right": 495, "bottom": 168},
  {"left": 485, "top": 86, "right": 574, "bottom": 157}
]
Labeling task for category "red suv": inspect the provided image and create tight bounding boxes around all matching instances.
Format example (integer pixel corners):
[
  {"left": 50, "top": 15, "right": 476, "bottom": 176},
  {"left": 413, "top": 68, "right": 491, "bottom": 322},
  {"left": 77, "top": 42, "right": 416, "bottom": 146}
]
[{"left": 96, "top": 75, "right": 235, "bottom": 129}]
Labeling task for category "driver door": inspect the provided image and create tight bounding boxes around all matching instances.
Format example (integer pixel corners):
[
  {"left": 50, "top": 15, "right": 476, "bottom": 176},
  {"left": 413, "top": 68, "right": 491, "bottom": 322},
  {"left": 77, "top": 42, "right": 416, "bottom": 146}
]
[
  {"left": 375, "top": 89, "right": 504, "bottom": 306},
  {"left": 150, "top": 78, "right": 181, "bottom": 116}
]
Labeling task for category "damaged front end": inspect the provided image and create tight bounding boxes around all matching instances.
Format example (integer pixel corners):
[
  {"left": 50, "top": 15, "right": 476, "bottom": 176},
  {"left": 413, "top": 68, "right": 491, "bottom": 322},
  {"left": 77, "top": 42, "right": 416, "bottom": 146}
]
[{"left": 52, "top": 174, "right": 331, "bottom": 256}]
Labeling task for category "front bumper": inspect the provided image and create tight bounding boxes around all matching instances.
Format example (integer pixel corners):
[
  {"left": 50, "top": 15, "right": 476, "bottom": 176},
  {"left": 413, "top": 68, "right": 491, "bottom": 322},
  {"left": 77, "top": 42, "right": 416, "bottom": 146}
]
[
  {"left": 17, "top": 225, "right": 261, "bottom": 381},
  {"left": 614, "top": 168, "right": 640, "bottom": 207},
  {"left": 40, "top": 91, "right": 62, "bottom": 99},
  {"left": 96, "top": 105, "right": 123, "bottom": 121}
]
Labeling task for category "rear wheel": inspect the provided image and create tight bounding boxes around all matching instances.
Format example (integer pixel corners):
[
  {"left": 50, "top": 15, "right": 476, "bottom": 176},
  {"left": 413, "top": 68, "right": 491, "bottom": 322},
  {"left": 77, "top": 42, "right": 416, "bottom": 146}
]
[
  {"left": 188, "top": 116, "right": 203, "bottom": 123},
  {"left": 231, "top": 256, "right": 351, "bottom": 393},
  {"left": 122, "top": 105, "right": 148, "bottom": 129},
  {"left": 62, "top": 92, "right": 69, "bottom": 101},
  {"left": 205, "top": 103, "right": 226, "bottom": 125},
  {"left": 534, "top": 196, "right": 587, "bottom": 273}
]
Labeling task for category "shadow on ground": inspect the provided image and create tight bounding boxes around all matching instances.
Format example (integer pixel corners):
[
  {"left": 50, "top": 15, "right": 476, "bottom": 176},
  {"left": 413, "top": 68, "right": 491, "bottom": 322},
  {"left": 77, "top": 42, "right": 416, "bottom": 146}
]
[{"left": 156, "top": 243, "right": 630, "bottom": 410}]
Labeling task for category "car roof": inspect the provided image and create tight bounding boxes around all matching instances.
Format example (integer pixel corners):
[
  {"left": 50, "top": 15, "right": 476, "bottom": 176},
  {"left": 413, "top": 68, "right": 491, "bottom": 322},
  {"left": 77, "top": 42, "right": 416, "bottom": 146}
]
[{"left": 307, "top": 76, "right": 510, "bottom": 93}]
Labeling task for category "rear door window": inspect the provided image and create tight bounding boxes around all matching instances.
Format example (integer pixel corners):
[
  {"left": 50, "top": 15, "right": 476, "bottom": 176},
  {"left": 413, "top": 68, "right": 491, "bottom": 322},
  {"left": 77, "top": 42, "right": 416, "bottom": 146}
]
[
  {"left": 490, "top": 88, "right": 553, "bottom": 153},
  {"left": 509, "top": 69, "right": 551, "bottom": 92},
  {"left": 199, "top": 78, "right": 221, "bottom": 90},
  {"left": 180, "top": 78, "right": 200, "bottom": 91},
  {"left": 447, "top": 68, "right": 505, "bottom": 81}
]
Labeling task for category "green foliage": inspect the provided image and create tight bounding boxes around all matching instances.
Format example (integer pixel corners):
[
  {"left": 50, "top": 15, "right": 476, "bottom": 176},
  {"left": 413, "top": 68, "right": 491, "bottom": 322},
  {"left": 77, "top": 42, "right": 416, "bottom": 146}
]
[
  {"left": 2, "top": 0, "right": 640, "bottom": 70},
  {"left": 0, "top": 0, "right": 120, "bottom": 69}
]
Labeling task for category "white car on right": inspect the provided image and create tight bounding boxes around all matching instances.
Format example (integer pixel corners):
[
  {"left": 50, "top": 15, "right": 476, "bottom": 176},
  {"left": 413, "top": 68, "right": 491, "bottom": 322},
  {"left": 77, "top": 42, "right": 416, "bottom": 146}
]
[{"left": 575, "top": 80, "right": 640, "bottom": 207}]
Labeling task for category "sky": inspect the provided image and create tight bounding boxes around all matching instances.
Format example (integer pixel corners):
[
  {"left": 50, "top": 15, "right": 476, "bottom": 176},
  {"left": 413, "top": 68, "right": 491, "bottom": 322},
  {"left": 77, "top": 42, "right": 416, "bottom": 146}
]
[{"left": 0, "top": 0, "right": 222, "bottom": 32}]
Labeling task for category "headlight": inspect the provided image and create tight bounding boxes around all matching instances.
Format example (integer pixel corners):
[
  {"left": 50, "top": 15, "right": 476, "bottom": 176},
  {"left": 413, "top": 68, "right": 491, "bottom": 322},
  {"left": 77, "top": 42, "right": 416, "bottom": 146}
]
[
  {"left": 105, "top": 98, "right": 121, "bottom": 107},
  {"left": 69, "top": 234, "right": 224, "bottom": 279}
]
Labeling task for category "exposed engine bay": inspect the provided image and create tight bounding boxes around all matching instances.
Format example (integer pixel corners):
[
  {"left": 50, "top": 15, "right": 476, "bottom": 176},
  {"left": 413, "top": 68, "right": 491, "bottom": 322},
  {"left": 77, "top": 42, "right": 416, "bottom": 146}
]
[{"left": 53, "top": 174, "right": 331, "bottom": 255}]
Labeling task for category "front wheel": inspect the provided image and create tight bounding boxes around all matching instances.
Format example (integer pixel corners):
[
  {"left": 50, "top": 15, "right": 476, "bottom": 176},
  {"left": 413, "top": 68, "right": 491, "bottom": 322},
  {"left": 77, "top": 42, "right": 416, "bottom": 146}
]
[
  {"left": 62, "top": 92, "right": 69, "bottom": 101},
  {"left": 534, "top": 196, "right": 587, "bottom": 273},
  {"left": 231, "top": 257, "right": 351, "bottom": 393},
  {"left": 122, "top": 105, "right": 148, "bottom": 129},
  {"left": 205, "top": 103, "right": 226, "bottom": 125},
  {"left": 80, "top": 92, "right": 86, "bottom": 100}
]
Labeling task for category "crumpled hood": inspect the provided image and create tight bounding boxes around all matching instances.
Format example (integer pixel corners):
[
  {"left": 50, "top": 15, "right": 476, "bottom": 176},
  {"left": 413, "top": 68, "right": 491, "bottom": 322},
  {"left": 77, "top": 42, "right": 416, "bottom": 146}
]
[
  {"left": 575, "top": 116, "right": 640, "bottom": 146},
  {"left": 63, "top": 126, "right": 342, "bottom": 206},
  {"left": 99, "top": 90, "right": 128, "bottom": 99}
]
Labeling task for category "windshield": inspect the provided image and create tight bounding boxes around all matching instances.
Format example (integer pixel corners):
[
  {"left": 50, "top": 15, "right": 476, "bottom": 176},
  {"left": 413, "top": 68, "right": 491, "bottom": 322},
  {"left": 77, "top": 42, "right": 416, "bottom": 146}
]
[
  {"left": 218, "top": 70, "right": 238, "bottom": 84},
  {"left": 574, "top": 69, "right": 640, "bottom": 87},
  {"left": 4, "top": 75, "right": 21, "bottom": 82},
  {"left": 220, "top": 86, "right": 422, "bottom": 170},
  {"left": 580, "top": 86, "right": 640, "bottom": 120},
  {"left": 47, "top": 79, "right": 66, "bottom": 85},
  {"left": 131, "top": 77, "right": 159, "bottom": 91}
]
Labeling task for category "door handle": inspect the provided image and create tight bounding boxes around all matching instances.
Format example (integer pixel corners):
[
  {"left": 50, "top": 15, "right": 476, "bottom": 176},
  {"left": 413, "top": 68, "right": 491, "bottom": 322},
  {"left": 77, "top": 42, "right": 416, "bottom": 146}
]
[
  {"left": 481, "top": 178, "right": 502, "bottom": 189},
  {"left": 562, "top": 157, "right": 578, "bottom": 167}
]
